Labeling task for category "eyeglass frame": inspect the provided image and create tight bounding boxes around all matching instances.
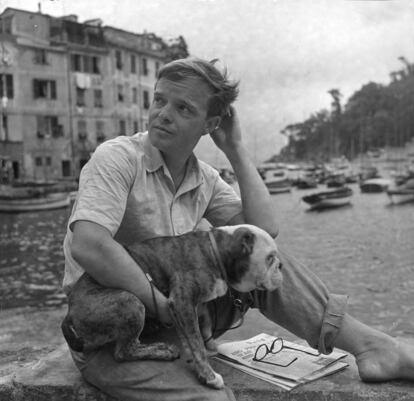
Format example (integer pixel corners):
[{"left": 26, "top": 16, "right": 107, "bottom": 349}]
[{"left": 252, "top": 337, "right": 321, "bottom": 368}]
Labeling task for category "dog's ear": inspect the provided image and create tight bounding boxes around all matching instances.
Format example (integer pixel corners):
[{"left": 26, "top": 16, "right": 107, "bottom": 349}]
[{"left": 235, "top": 227, "right": 255, "bottom": 256}]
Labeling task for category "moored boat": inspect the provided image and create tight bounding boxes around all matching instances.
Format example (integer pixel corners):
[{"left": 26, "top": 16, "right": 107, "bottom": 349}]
[
  {"left": 296, "top": 175, "right": 318, "bottom": 189},
  {"left": 302, "top": 186, "right": 353, "bottom": 210},
  {"left": 386, "top": 178, "right": 414, "bottom": 204},
  {"left": 387, "top": 188, "right": 414, "bottom": 204},
  {"left": 265, "top": 177, "right": 291, "bottom": 194},
  {"left": 325, "top": 173, "right": 346, "bottom": 188},
  {"left": 262, "top": 167, "right": 292, "bottom": 194},
  {"left": 360, "top": 178, "right": 392, "bottom": 193},
  {"left": 0, "top": 192, "right": 71, "bottom": 212}
]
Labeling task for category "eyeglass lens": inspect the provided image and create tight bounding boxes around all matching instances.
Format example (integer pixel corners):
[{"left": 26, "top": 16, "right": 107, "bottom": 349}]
[
  {"left": 253, "top": 337, "right": 319, "bottom": 368},
  {"left": 254, "top": 338, "right": 283, "bottom": 361}
]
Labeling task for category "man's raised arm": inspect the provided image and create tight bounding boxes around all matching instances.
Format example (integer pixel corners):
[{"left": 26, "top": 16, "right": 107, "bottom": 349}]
[{"left": 210, "top": 107, "right": 278, "bottom": 237}]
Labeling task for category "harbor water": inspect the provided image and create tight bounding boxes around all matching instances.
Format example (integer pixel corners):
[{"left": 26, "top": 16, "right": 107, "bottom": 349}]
[{"left": 0, "top": 183, "right": 413, "bottom": 337}]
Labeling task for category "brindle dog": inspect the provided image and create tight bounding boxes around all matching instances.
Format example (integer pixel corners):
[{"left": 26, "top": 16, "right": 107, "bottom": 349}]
[{"left": 61, "top": 224, "right": 282, "bottom": 389}]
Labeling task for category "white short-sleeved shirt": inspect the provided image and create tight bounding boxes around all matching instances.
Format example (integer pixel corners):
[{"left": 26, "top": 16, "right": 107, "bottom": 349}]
[{"left": 62, "top": 132, "right": 242, "bottom": 293}]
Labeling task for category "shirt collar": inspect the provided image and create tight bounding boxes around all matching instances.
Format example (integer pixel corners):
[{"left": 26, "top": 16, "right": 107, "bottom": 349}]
[
  {"left": 143, "top": 133, "right": 164, "bottom": 172},
  {"left": 142, "top": 132, "right": 204, "bottom": 191}
]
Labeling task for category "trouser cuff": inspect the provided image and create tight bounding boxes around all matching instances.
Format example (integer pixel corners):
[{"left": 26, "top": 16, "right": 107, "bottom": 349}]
[{"left": 318, "top": 293, "right": 348, "bottom": 354}]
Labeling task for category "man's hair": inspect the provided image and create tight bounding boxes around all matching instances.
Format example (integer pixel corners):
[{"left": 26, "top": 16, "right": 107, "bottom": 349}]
[{"left": 156, "top": 57, "right": 239, "bottom": 118}]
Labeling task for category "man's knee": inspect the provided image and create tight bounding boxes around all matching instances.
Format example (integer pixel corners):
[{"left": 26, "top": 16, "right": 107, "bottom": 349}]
[{"left": 78, "top": 347, "right": 235, "bottom": 401}]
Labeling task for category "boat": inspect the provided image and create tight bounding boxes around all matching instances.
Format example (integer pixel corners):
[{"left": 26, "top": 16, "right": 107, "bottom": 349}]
[
  {"left": 262, "top": 168, "right": 292, "bottom": 194},
  {"left": 302, "top": 186, "right": 353, "bottom": 210},
  {"left": 265, "top": 177, "right": 292, "bottom": 194},
  {"left": 345, "top": 172, "right": 359, "bottom": 184},
  {"left": 386, "top": 178, "right": 414, "bottom": 204},
  {"left": 325, "top": 173, "right": 346, "bottom": 188},
  {"left": 0, "top": 192, "right": 71, "bottom": 212},
  {"left": 295, "top": 173, "right": 318, "bottom": 189},
  {"left": 360, "top": 178, "right": 392, "bottom": 193},
  {"left": 387, "top": 187, "right": 414, "bottom": 204},
  {"left": 266, "top": 177, "right": 292, "bottom": 194}
]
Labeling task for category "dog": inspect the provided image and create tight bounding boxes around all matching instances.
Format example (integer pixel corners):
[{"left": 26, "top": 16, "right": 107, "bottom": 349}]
[{"left": 61, "top": 224, "right": 282, "bottom": 389}]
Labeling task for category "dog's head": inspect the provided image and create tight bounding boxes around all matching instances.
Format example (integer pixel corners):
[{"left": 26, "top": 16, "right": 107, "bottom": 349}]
[{"left": 214, "top": 224, "right": 282, "bottom": 293}]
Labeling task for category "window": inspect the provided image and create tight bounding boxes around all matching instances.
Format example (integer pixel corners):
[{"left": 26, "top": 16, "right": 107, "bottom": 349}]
[
  {"left": 36, "top": 116, "right": 45, "bottom": 138},
  {"left": 115, "top": 50, "right": 122, "bottom": 70},
  {"left": 133, "top": 120, "right": 138, "bottom": 133},
  {"left": 132, "top": 87, "right": 137, "bottom": 104},
  {"left": 35, "top": 156, "right": 43, "bottom": 166},
  {"left": 62, "top": 160, "right": 71, "bottom": 177},
  {"left": 155, "top": 61, "right": 160, "bottom": 77},
  {"left": 71, "top": 54, "right": 100, "bottom": 74},
  {"left": 143, "top": 90, "right": 150, "bottom": 109},
  {"left": 0, "top": 17, "right": 12, "bottom": 34},
  {"left": 49, "top": 116, "right": 63, "bottom": 138},
  {"left": 78, "top": 120, "right": 87, "bottom": 140},
  {"left": 66, "top": 21, "right": 84, "bottom": 44},
  {"left": 50, "top": 81, "right": 57, "bottom": 98},
  {"left": 71, "top": 54, "right": 82, "bottom": 72},
  {"left": 34, "top": 49, "right": 47, "bottom": 65},
  {"left": 88, "top": 30, "right": 104, "bottom": 47},
  {"left": 130, "top": 55, "right": 136, "bottom": 74},
  {"left": 33, "top": 79, "right": 56, "bottom": 99},
  {"left": 117, "top": 84, "right": 124, "bottom": 102},
  {"left": 119, "top": 119, "right": 126, "bottom": 135},
  {"left": 94, "top": 89, "right": 103, "bottom": 107},
  {"left": 96, "top": 120, "right": 105, "bottom": 142},
  {"left": 76, "top": 88, "right": 86, "bottom": 107},
  {"left": 0, "top": 74, "right": 14, "bottom": 99},
  {"left": 92, "top": 56, "right": 100, "bottom": 74},
  {"left": 83, "top": 56, "right": 92, "bottom": 73},
  {"left": 1, "top": 115, "right": 8, "bottom": 140},
  {"left": 142, "top": 57, "right": 148, "bottom": 76},
  {"left": 45, "top": 156, "right": 52, "bottom": 166},
  {"left": 36, "top": 116, "right": 62, "bottom": 138}
]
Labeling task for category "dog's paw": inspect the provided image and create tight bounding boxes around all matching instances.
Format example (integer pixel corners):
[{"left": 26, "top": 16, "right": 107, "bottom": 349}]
[
  {"left": 167, "top": 344, "right": 180, "bottom": 360},
  {"left": 152, "top": 342, "right": 181, "bottom": 360},
  {"left": 204, "top": 338, "right": 218, "bottom": 353},
  {"left": 205, "top": 338, "right": 218, "bottom": 357},
  {"left": 206, "top": 372, "right": 225, "bottom": 389},
  {"left": 206, "top": 348, "right": 218, "bottom": 357}
]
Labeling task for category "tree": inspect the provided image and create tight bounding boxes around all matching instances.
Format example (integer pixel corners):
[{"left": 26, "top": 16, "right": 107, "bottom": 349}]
[{"left": 277, "top": 56, "right": 414, "bottom": 161}]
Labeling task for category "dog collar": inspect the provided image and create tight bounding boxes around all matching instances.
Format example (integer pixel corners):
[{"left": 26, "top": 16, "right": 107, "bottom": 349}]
[{"left": 208, "top": 230, "right": 227, "bottom": 281}]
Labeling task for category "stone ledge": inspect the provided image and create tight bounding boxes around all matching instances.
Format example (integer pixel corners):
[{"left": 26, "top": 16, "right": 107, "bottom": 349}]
[{"left": 1, "top": 345, "right": 413, "bottom": 401}]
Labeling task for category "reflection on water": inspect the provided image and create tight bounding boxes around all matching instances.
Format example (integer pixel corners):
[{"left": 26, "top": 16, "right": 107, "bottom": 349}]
[
  {"left": 0, "top": 184, "right": 413, "bottom": 336},
  {"left": 0, "top": 207, "right": 72, "bottom": 309}
]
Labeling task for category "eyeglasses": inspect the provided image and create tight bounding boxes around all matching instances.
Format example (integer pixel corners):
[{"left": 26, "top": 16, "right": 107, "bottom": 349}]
[{"left": 253, "top": 338, "right": 321, "bottom": 368}]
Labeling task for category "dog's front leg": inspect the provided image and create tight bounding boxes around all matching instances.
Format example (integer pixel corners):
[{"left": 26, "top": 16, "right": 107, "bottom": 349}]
[
  {"left": 198, "top": 304, "right": 217, "bottom": 354},
  {"left": 168, "top": 295, "right": 224, "bottom": 389}
]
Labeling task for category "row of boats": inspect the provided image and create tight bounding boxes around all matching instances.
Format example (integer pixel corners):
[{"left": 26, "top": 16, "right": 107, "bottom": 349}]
[
  {"left": 1, "top": 164, "right": 414, "bottom": 212},
  {"left": 0, "top": 182, "right": 77, "bottom": 212},
  {"left": 261, "top": 164, "right": 414, "bottom": 210}
]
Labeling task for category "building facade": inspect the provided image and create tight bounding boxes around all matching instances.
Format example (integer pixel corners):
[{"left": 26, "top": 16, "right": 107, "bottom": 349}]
[{"left": 0, "top": 7, "right": 188, "bottom": 182}]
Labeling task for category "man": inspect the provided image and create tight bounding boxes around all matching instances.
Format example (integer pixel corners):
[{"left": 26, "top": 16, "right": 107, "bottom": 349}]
[{"left": 63, "top": 57, "right": 414, "bottom": 401}]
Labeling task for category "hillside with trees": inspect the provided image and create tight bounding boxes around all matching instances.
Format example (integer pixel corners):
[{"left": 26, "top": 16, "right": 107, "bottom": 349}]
[{"left": 277, "top": 57, "right": 414, "bottom": 162}]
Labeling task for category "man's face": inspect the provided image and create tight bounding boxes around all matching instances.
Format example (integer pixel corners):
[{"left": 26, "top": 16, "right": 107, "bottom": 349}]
[{"left": 148, "top": 76, "right": 215, "bottom": 157}]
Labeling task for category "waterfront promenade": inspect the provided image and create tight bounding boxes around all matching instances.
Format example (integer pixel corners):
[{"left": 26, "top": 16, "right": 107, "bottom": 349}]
[{"left": 1, "top": 182, "right": 413, "bottom": 398}]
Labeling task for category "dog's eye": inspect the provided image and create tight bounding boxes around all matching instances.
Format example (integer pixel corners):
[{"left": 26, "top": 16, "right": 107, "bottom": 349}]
[{"left": 266, "top": 254, "right": 275, "bottom": 266}]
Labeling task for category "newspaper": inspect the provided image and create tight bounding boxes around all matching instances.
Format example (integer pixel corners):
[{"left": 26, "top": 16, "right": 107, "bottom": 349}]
[
  {"left": 214, "top": 333, "right": 348, "bottom": 390},
  {"left": 217, "top": 357, "right": 349, "bottom": 390}
]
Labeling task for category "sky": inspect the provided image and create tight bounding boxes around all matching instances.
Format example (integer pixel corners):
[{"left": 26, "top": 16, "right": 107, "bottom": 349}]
[{"left": 1, "top": 0, "right": 414, "bottom": 166}]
